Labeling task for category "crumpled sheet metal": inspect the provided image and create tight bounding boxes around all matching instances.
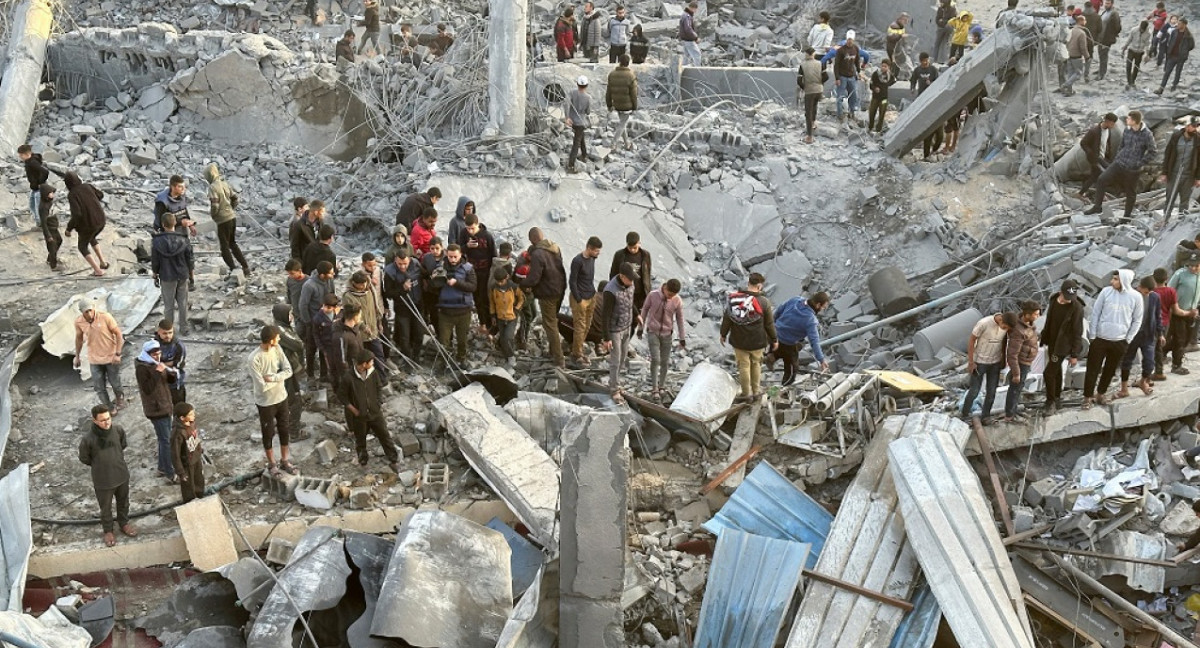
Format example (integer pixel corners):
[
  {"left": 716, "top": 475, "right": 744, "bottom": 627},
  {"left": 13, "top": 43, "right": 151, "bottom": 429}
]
[
  {"left": 246, "top": 526, "right": 350, "bottom": 648},
  {"left": 35, "top": 276, "right": 159, "bottom": 380},
  {"left": 0, "top": 464, "right": 29, "bottom": 612}
]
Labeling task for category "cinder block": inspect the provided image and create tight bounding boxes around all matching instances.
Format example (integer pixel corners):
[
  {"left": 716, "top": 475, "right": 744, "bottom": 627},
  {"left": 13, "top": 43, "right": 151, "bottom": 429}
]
[
  {"left": 294, "top": 476, "right": 339, "bottom": 510},
  {"left": 314, "top": 440, "right": 338, "bottom": 465},
  {"left": 265, "top": 538, "right": 295, "bottom": 565},
  {"left": 1011, "top": 505, "right": 1036, "bottom": 533},
  {"left": 396, "top": 431, "right": 420, "bottom": 457},
  {"left": 1043, "top": 482, "right": 1071, "bottom": 516},
  {"left": 1024, "top": 477, "right": 1058, "bottom": 507},
  {"left": 1052, "top": 513, "right": 1095, "bottom": 542},
  {"left": 348, "top": 486, "right": 375, "bottom": 510},
  {"left": 420, "top": 463, "right": 449, "bottom": 500},
  {"left": 260, "top": 470, "right": 299, "bottom": 498}
]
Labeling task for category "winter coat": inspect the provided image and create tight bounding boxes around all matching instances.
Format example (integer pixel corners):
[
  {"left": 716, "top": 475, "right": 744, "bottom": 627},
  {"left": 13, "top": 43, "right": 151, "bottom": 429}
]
[
  {"left": 491, "top": 283, "right": 524, "bottom": 321},
  {"left": 1122, "top": 26, "right": 1151, "bottom": 53},
  {"left": 1081, "top": 124, "right": 1115, "bottom": 165},
  {"left": 272, "top": 304, "right": 306, "bottom": 378},
  {"left": 720, "top": 290, "right": 777, "bottom": 351},
  {"left": 607, "top": 15, "right": 631, "bottom": 46},
  {"left": 204, "top": 163, "right": 238, "bottom": 225},
  {"left": 64, "top": 172, "right": 106, "bottom": 234},
  {"left": 438, "top": 259, "right": 477, "bottom": 311},
  {"left": 1040, "top": 293, "right": 1085, "bottom": 359},
  {"left": 448, "top": 197, "right": 473, "bottom": 248},
  {"left": 870, "top": 68, "right": 896, "bottom": 99},
  {"left": 949, "top": 12, "right": 973, "bottom": 46},
  {"left": 79, "top": 423, "right": 129, "bottom": 490},
  {"left": 605, "top": 66, "right": 638, "bottom": 112},
  {"left": 581, "top": 9, "right": 605, "bottom": 49},
  {"left": 338, "top": 364, "right": 386, "bottom": 421},
  {"left": 1090, "top": 269, "right": 1144, "bottom": 342},
  {"left": 313, "top": 309, "right": 337, "bottom": 349},
  {"left": 302, "top": 241, "right": 336, "bottom": 275},
  {"left": 630, "top": 31, "right": 649, "bottom": 63},
  {"left": 411, "top": 220, "right": 436, "bottom": 255},
  {"left": 171, "top": 419, "right": 203, "bottom": 478},
  {"left": 1164, "top": 26, "right": 1195, "bottom": 60},
  {"left": 396, "top": 191, "right": 435, "bottom": 229},
  {"left": 384, "top": 258, "right": 423, "bottom": 313},
  {"left": 289, "top": 212, "right": 319, "bottom": 262},
  {"left": 384, "top": 224, "right": 415, "bottom": 264},
  {"left": 151, "top": 230, "right": 193, "bottom": 282},
  {"left": 38, "top": 184, "right": 58, "bottom": 239},
  {"left": 610, "top": 247, "right": 652, "bottom": 296},
  {"left": 1005, "top": 319, "right": 1039, "bottom": 374},
  {"left": 459, "top": 223, "right": 496, "bottom": 271},
  {"left": 1097, "top": 8, "right": 1122, "bottom": 46},
  {"left": 601, "top": 277, "right": 636, "bottom": 338},
  {"left": 297, "top": 273, "right": 334, "bottom": 326},
  {"left": 555, "top": 16, "right": 577, "bottom": 57},
  {"left": 1165, "top": 129, "right": 1200, "bottom": 181},
  {"left": 343, "top": 287, "right": 382, "bottom": 339},
  {"left": 1068, "top": 24, "right": 1091, "bottom": 58},
  {"left": 679, "top": 10, "right": 698, "bottom": 41},
  {"left": 520, "top": 239, "right": 567, "bottom": 300},
  {"left": 135, "top": 358, "right": 177, "bottom": 419},
  {"left": 773, "top": 297, "right": 824, "bottom": 362}
]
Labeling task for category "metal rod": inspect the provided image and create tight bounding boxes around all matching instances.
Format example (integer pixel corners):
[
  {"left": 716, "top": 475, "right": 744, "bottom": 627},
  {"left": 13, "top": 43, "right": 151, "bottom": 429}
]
[
  {"left": 699, "top": 445, "right": 761, "bottom": 495},
  {"left": 1047, "top": 552, "right": 1200, "bottom": 648},
  {"left": 971, "top": 416, "right": 1015, "bottom": 536},
  {"left": 802, "top": 568, "right": 915, "bottom": 612},
  {"left": 1002, "top": 522, "right": 1054, "bottom": 546},
  {"left": 1015, "top": 542, "right": 1175, "bottom": 568},
  {"left": 823, "top": 240, "right": 1092, "bottom": 348}
]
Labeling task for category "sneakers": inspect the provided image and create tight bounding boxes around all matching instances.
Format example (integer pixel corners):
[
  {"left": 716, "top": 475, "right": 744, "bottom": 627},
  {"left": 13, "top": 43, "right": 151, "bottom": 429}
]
[
  {"left": 1173, "top": 365, "right": 1191, "bottom": 376},
  {"left": 1151, "top": 373, "right": 1168, "bottom": 381},
  {"left": 1082, "top": 206, "right": 1102, "bottom": 215}
]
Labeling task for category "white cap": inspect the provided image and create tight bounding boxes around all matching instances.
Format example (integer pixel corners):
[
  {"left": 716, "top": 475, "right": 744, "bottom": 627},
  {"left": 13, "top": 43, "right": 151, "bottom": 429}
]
[
  {"left": 576, "top": 75, "right": 589, "bottom": 87},
  {"left": 846, "top": 29, "right": 856, "bottom": 40}
]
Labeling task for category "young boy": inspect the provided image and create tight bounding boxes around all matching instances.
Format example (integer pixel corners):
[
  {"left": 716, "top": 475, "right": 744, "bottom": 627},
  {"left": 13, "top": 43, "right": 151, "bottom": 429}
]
[
  {"left": 38, "top": 183, "right": 62, "bottom": 269},
  {"left": 868, "top": 59, "right": 896, "bottom": 133},
  {"left": 312, "top": 294, "right": 341, "bottom": 388},
  {"left": 285, "top": 259, "right": 307, "bottom": 335},
  {"left": 490, "top": 266, "right": 525, "bottom": 369},
  {"left": 170, "top": 402, "right": 205, "bottom": 503}
]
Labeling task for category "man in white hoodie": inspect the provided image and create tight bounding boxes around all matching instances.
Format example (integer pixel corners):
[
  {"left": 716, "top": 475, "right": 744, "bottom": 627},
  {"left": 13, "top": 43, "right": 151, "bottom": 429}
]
[{"left": 1083, "top": 269, "right": 1144, "bottom": 409}]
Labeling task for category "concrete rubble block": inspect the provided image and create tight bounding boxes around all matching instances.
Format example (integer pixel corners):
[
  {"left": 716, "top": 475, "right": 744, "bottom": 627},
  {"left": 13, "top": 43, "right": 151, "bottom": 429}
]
[
  {"left": 395, "top": 431, "right": 420, "bottom": 457},
  {"left": 681, "top": 68, "right": 794, "bottom": 109},
  {"left": 669, "top": 361, "right": 738, "bottom": 433},
  {"left": 560, "top": 412, "right": 630, "bottom": 648},
  {"left": 174, "top": 495, "right": 239, "bottom": 571},
  {"left": 1052, "top": 513, "right": 1095, "bottom": 543},
  {"left": 674, "top": 499, "right": 712, "bottom": 528},
  {"left": 433, "top": 383, "right": 560, "bottom": 550},
  {"left": 1073, "top": 249, "right": 1128, "bottom": 289},
  {"left": 247, "top": 527, "right": 351, "bottom": 648},
  {"left": 1023, "top": 477, "right": 1057, "bottom": 507},
  {"left": 420, "top": 462, "right": 449, "bottom": 500},
  {"left": 108, "top": 152, "right": 132, "bottom": 178},
  {"left": 1160, "top": 500, "right": 1200, "bottom": 536},
  {"left": 678, "top": 187, "right": 781, "bottom": 262},
  {"left": 371, "top": 510, "right": 513, "bottom": 648},
  {"left": 264, "top": 538, "right": 295, "bottom": 566},
  {"left": 215, "top": 557, "right": 273, "bottom": 613},
  {"left": 347, "top": 487, "right": 375, "bottom": 510},
  {"left": 313, "top": 439, "right": 337, "bottom": 465},
  {"left": 763, "top": 250, "right": 814, "bottom": 304},
  {"left": 293, "top": 476, "right": 340, "bottom": 510}
]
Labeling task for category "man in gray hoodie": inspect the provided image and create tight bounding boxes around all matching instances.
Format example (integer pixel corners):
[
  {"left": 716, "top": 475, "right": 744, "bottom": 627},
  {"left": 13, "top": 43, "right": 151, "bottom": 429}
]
[
  {"left": 566, "top": 76, "right": 592, "bottom": 174},
  {"left": 1083, "top": 269, "right": 1144, "bottom": 408}
]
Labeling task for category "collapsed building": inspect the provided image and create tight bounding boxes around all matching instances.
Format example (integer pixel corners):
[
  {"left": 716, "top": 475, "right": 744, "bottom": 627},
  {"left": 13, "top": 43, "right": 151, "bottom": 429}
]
[{"left": 0, "top": 0, "right": 1199, "bottom": 645}]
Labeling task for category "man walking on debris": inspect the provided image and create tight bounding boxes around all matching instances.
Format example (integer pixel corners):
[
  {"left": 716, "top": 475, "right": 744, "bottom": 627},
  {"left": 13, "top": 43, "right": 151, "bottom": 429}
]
[
  {"left": 1122, "top": 19, "right": 1151, "bottom": 88},
  {"left": 1162, "top": 116, "right": 1200, "bottom": 224},
  {"left": 1059, "top": 13, "right": 1091, "bottom": 96},
  {"left": 679, "top": 1, "right": 701, "bottom": 66},
  {"left": 79, "top": 405, "right": 136, "bottom": 547},
  {"left": 204, "top": 163, "right": 251, "bottom": 278},
  {"left": 772, "top": 293, "right": 830, "bottom": 388},
  {"left": 36, "top": 183, "right": 61, "bottom": 269},
  {"left": 611, "top": 231, "right": 653, "bottom": 313},
  {"left": 170, "top": 402, "right": 205, "bottom": 504},
  {"left": 1041, "top": 280, "right": 1084, "bottom": 413},
  {"left": 75, "top": 299, "right": 125, "bottom": 412},
  {"left": 1004, "top": 301, "right": 1041, "bottom": 423},
  {"left": 151, "top": 213, "right": 194, "bottom": 334},
  {"left": 569, "top": 236, "right": 602, "bottom": 366},
  {"left": 1156, "top": 16, "right": 1193, "bottom": 94},
  {"left": 638, "top": 279, "right": 686, "bottom": 399},
  {"left": 396, "top": 186, "right": 441, "bottom": 230},
  {"left": 720, "top": 273, "right": 777, "bottom": 401},
  {"left": 135, "top": 339, "right": 179, "bottom": 483},
  {"left": 602, "top": 263, "right": 641, "bottom": 400},
  {"left": 1079, "top": 113, "right": 1118, "bottom": 200},
  {"left": 358, "top": 0, "right": 381, "bottom": 55},
  {"left": 153, "top": 175, "right": 195, "bottom": 236},
  {"left": 1167, "top": 256, "right": 1200, "bottom": 374},
  {"left": 1095, "top": 0, "right": 1122, "bottom": 81},
  {"left": 1117, "top": 275, "right": 1162, "bottom": 398},
  {"left": 606, "top": 55, "right": 638, "bottom": 151},
  {"left": 1083, "top": 269, "right": 1143, "bottom": 409},
  {"left": 18, "top": 144, "right": 48, "bottom": 223},
  {"left": 833, "top": 29, "right": 863, "bottom": 124},
  {"left": 868, "top": 59, "right": 896, "bottom": 134},
  {"left": 64, "top": 171, "right": 110, "bottom": 276},
  {"left": 961, "top": 311, "right": 1012, "bottom": 421},
  {"left": 566, "top": 76, "right": 592, "bottom": 174},
  {"left": 797, "top": 48, "right": 824, "bottom": 144},
  {"left": 520, "top": 227, "right": 568, "bottom": 368},
  {"left": 249, "top": 325, "right": 297, "bottom": 477},
  {"left": 338, "top": 349, "right": 401, "bottom": 470},
  {"left": 1085, "top": 110, "right": 1156, "bottom": 221}
]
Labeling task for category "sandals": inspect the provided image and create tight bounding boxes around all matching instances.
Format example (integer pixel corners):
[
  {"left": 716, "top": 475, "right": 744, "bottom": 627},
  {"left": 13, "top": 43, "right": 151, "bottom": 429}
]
[
  {"left": 267, "top": 462, "right": 282, "bottom": 478},
  {"left": 279, "top": 460, "right": 298, "bottom": 475},
  {"left": 99, "top": 262, "right": 110, "bottom": 270},
  {"left": 1137, "top": 379, "right": 1154, "bottom": 396}
]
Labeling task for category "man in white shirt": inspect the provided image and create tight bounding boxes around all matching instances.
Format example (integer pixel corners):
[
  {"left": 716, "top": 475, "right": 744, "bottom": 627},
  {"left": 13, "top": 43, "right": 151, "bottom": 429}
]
[
  {"left": 960, "top": 312, "right": 1015, "bottom": 421},
  {"left": 248, "top": 325, "right": 297, "bottom": 476},
  {"left": 807, "top": 11, "right": 834, "bottom": 53}
]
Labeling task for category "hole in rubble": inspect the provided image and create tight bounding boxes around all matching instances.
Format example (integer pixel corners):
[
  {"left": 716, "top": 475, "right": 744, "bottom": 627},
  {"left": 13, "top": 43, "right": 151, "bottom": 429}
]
[
  {"left": 542, "top": 82, "right": 565, "bottom": 105},
  {"left": 338, "top": 217, "right": 392, "bottom": 256}
]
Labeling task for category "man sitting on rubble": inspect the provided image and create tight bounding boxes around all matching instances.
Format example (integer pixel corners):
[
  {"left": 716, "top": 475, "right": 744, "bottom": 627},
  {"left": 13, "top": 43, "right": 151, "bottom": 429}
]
[
  {"left": 961, "top": 311, "right": 1013, "bottom": 422},
  {"left": 336, "top": 30, "right": 356, "bottom": 67},
  {"left": 1083, "top": 269, "right": 1143, "bottom": 409}
]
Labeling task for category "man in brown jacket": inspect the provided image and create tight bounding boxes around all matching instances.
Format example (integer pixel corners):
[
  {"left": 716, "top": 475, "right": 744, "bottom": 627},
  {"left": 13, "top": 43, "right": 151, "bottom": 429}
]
[
  {"left": 1004, "top": 300, "right": 1041, "bottom": 423},
  {"left": 79, "top": 404, "right": 136, "bottom": 546},
  {"left": 135, "top": 340, "right": 179, "bottom": 483},
  {"left": 171, "top": 402, "right": 205, "bottom": 503},
  {"left": 1059, "top": 14, "right": 1091, "bottom": 95}
]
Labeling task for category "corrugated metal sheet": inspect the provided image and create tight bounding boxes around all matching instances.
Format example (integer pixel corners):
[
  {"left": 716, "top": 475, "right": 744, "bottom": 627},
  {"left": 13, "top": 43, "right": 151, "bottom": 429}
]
[
  {"left": 0, "top": 464, "right": 30, "bottom": 611},
  {"left": 694, "top": 529, "right": 810, "bottom": 648},
  {"left": 486, "top": 517, "right": 545, "bottom": 599},
  {"left": 889, "top": 583, "right": 941, "bottom": 648},
  {"left": 0, "top": 350, "right": 15, "bottom": 469},
  {"left": 888, "top": 429, "right": 1034, "bottom": 648},
  {"left": 703, "top": 462, "right": 832, "bottom": 568}
]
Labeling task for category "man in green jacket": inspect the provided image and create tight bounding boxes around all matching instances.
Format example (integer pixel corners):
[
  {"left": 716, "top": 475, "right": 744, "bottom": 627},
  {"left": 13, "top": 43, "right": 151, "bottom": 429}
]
[
  {"left": 205, "top": 163, "right": 250, "bottom": 278},
  {"left": 606, "top": 54, "right": 638, "bottom": 151}
]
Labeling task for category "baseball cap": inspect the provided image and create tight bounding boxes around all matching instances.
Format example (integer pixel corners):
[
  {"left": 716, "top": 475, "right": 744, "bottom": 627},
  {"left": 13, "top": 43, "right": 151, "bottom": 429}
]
[
  {"left": 1189, "top": 116, "right": 1200, "bottom": 126},
  {"left": 846, "top": 29, "right": 856, "bottom": 40},
  {"left": 620, "top": 262, "right": 637, "bottom": 281},
  {"left": 1060, "top": 279, "right": 1080, "bottom": 297},
  {"left": 577, "top": 75, "right": 589, "bottom": 87}
]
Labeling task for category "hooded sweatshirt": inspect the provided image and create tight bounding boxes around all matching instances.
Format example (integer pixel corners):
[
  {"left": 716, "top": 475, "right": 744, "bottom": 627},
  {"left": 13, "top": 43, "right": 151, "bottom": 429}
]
[
  {"left": 384, "top": 224, "right": 415, "bottom": 264},
  {"left": 460, "top": 223, "right": 496, "bottom": 271},
  {"left": 343, "top": 284, "right": 382, "bottom": 339},
  {"left": 773, "top": 297, "right": 825, "bottom": 362},
  {"left": 521, "top": 239, "right": 567, "bottom": 300},
  {"left": 38, "top": 183, "right": 58, "bottom": 237},
  {"left": 151, "top": 229, "right": 194, "bottom": 282},
  {"left": 204, "top": 163, "right": 238, "bottom": 224},
  {"left": 1089, "top": 269, "right": 1144, "bottom": 343},
  {"left": 153, "top": 186, "right": 189, "bottom": 232},
  {"left": 448, "top": 197, "right": 474, "bottom": 248},
  {"left": 79, "top": 423, "right": 129, "bottom": 490},
  {"left": 64, "top": 172, "right": 106, "bottom": 234},
  {"left": 23, "top": 152, "right": 49, "bottom": 191}
]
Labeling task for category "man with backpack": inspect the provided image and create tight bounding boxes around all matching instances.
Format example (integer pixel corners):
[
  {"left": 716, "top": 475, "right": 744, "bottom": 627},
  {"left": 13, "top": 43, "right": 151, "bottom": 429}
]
[{"left": 719, "top": 273, "right": 777, "bottom": 400}]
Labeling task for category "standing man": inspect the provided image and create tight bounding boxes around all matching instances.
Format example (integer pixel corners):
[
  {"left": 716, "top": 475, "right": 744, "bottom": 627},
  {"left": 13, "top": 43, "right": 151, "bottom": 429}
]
[
  {"left": 204, "top": 163, "right": 251, "bottom": 278},
  {"left": 1167, "top": 257, "right": 1200, "bottom": 374},
  {"left": 298, "top": 261, "right": 336, "bottom": 385},
  {"left": 719, "top": 273, "right": 777, "bottom": 401},
  {"left": 64, "top": 171, "right": 109, "bottom": 276},
  {"left": 934, "top": 0, "right": 957, "bottom": 63},
  {"left": 155, "top": 319, "right": 188, "bottom": 404},
  {"left": 289, "top": 199, "right": 324, "bottom": 262},
  {"left": 555, "top": 6, "right": 578, "bottom": 62},
  {"left": 601, "top": 263, "right": 641, "bottom": 399},
  {"left": 833, "top": 30, "right": 863, "bottom": 124},
  {"left": 249, "top": 325, "right": 297, "bottom": 476},
  {"left": 607, "top": 6, "right": 632, "bottom": 63},
  {"left": 74, "top": 300, "right": 125, "bottom": 412},
  {"left": 1162, "top": 117, "right": 1200, "bottom": 224},
  {"left": 1079, "top": 113, "right": 1118, "bottom": 200},
  {"left": 17, "top": 144, "right": 49, "bottom": 222},
  {"left": 1083, "top": 270, "right": 1143, "bottom": 408},
  {"left": 1059, "top": 13, "right": 1090, "bottom": 96},
  {"left": 798, "top": 48, "right": 824, "bottom": 143},
  {"left": 1122, "top": 19, "right": 1151, "bottom": 89},
  {"left": 436, "top": 244, "right": 478, "bottom": 367},
  {"left": 610, "top": 231, "right": 652, "bottom": 313},
  {"left": 772, "top": 293, "right": 830, "bottom": 387},
  {"left": 302, "top": 224, "right": 337, "bottom": 275},
  {"left": 358, "top": 0, "right": 381, "bottom": 55},
  {"left": 384, "top": 250, "right": 425, "bottom": 359},
  {"left": 411, "top": 207, "right": 439, "bottom": 256},
  {"left": 360, "top": 252, "right": 387, "bottom": 345},
  {"left": 566, "top": 76, "right": 592, "bottom": 174},
  {"left": 170, "top": 402, "right": 205, "bottom": 504},
  {"left": 420, "top": 237, "right": 446, "bottom": 333},
  {"left": 569, "top": 236, "right": 603, "bottom": 366},
  {"left": 1117, "top": 275, "right": 1162, "bottom": 397},
  {"left": 807, "top": 11, "right": 834, "bottom": 53},
  {"left": 1041, "top": 280, "right": 1085, "bottom": 413},
  {"left": 606, "top": 55, "right": 638, "bottom": 151},
  {"left": 135, "top": 340, "right": 179, "bottom": 483},
  {"left": 638, "top": 279, "right": 686, "bottom": 398},
  {"left": 1096, "top": 0, "right": 1122, "bottom": 81},
  {"left": 1004, "top": 301, "right": 1041, "bottom": 423},
  {"left": 272, "top": 304, "right": 307, "bottom": 433},
  {"left": 314, "top": 294, "right": 343, "bottom": 388},
  {"left": 343, "top": 271, "right": 388, "bottom": 376},
  {"left": 885, "top": 13, "right": 910, "bottom": 78},
  {"left": 1084, "top": 110, "right": 1156, "bottom": 221},
  {"left": 447, "top": 196, "right": 473, "bottom": 251},
  {"left": 1156, "top": 17, "right": 1193, "bottom": 94},
  {"left": 151, "top": 213, "right": 194, "bottom": 334},
  {"left": 520, "top": 227, "right": 568, "bottom": 368},
  {"left": 911, "top": 53, "right": 941, "bottom": 158},
  {"left": 580, "top": 2, "right": 604, "bottom": 62},
  {"left": 79, "top": 405, "right": 135, "bottom": 547},
  {"left": 868, "top": 59, "right": 896, "bottom": 134},
  {"left": 1152, "top": 266, "right": 1178, "bottom": 380},
  {"left": 459, "top": 213, "right": 497, "bottom": 333},
  {"left": 1082, "top": 2, "right": 1100, "bottom": 81},
  {"left": 395, "top": 186, "right": 441, "bottom": 230},
  {"left": 679, "top": 1, "right": 701, "bottom": 66},
  {"left": 36, "top": 183, "right": 61, "bottom": 269},
  {"left": 338, "top": 349, "right": 401, "bottom": 470},
  {"left": 961, "top": 312, "right": 1013, "bottom": 421},
  {"left": 153, "top": 175, "right": 195, "bottom": 235}
]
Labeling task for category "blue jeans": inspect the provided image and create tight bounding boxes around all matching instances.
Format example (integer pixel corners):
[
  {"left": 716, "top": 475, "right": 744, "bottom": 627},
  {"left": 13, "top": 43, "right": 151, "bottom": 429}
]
[
  {"left": 681, "top": 40, "right": 701, "bottom": 66},
  {"left": 961, "top": 361, "right": 1001, "bottom": 417},
  {"left": 1120, "top": 331, "right": 1157, "bottom": 381},
  {"left": 836, "top": 75, "right": 858, "bottom": 117},
  {"left": 29, "top": 189, "right": 39, "bottom": 217},
  {"left": 151, "top": 415, "right": 174, "bottom": 478},
  {"left": 1004, "top": 364, "right": 1031, "bottom": 417},
  {"left": 497, "top": 318, "right": 517, "bottom": 359},
  {"left": 90, "top": 362, "right": 124, "bottom": 408}
]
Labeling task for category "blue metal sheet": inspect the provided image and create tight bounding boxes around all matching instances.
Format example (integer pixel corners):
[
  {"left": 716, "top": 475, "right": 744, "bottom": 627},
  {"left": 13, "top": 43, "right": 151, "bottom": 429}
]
[
  {"left": 486, "top": 517, "right": 544, "bottom": 598},
  {"left": 695, "top": 529, "right": 810, "bottom": 648},
  {"left": 703, "top": 462, "right": 833, "bottom": 568},
  {"left": 889, "top": 582, "right": 941, "bottom": 648}
]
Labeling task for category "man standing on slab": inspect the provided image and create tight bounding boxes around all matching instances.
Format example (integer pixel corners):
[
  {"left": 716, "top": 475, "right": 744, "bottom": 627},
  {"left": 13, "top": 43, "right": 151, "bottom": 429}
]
[{"left": 79, "top": 404, "right": 136, "bottom": 547}]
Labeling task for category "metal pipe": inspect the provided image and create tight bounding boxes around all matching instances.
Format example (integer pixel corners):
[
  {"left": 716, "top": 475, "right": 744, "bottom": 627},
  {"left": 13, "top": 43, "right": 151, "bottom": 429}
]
[
  {"left": 824, "top": 240, "right": 1092, "bottom": 348},
  {"left": 800, "top": 372, "right": 845, "bottom": 408},
  {"left": 834, "top": 375, "right": 877, "bottom": 418},
  {"left": 816, "top": 374, "right": 863, "bottom": 412},
  {"left": 0, "top": 631, "right": 47, "bottom": 648},
  {"left": 1047, "top": 553, "right": 1200, "bottom": 648}
]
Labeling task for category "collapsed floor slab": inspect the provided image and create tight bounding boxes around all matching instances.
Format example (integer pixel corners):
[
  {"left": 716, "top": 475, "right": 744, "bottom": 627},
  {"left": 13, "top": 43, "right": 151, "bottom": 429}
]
[
  {"left": 246, "top": 526, "right": 350, "bottom": 648},
  {"left": 0, "top": 0, "right": 53, "bottom": 158}
]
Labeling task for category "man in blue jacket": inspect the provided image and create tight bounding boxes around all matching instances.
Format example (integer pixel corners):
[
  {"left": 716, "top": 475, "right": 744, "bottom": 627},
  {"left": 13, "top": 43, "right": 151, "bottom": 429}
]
[
  {"left": 772, "top": 293, "right": 830, "bottom": 386},
  {"left": 437, "top": 244, "right": 477, "bottom": 366}
]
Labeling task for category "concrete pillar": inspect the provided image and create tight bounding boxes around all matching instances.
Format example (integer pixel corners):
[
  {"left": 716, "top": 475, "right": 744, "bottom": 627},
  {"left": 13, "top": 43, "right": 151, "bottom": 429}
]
[
  {"left": 559, "top": 412, "right": 629, "bottom": 648},
  {"left": 484, "top": 0, "right": 527, "bottom": 138},
  {"left": 0, "top": 0, "right": 52, "bottom": 157}
]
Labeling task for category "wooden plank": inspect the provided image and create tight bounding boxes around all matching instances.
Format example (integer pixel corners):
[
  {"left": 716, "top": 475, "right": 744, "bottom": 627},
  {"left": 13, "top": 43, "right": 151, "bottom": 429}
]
[
  {"left": 721, "top": 402, "right": 761, "bottom": 490},
  {"left": 971, "top": 417, "right": 1015, "bottom": 536},
  {"left": 1022, "top": 595, "right": 1103, "bottom": 648},
  {"left": 175, "top": 495, "right": 239, "bottom": 571},
  {"left": 699, "top": 446, "right": 761, "bottom": 496},
  {"left": 867, "top": 370, "right": 945, "bottom": 393}
]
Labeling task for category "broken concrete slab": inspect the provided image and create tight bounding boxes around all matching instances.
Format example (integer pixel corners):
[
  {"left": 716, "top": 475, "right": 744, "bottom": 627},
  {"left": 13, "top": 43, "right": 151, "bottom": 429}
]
[
  {"left": 246, "top": 526, "right": 351, "bottom": 648},
  {"left": 888, "top": 429, "right": 1034, "bottom": 648},
  {"left": 372, "top": 510, "right": 513, "bottom": 648},
  {"left": 343, "top": 531, "right": 395, "bottom": 648},
  {"left": 215, "top": 557, "right": 273, "bottom": 614},
  {"left": 680, "top": 67, "right": 794, "bottom": 109},
  {"left": 175, "top": 495, "right": 239, "bottom": 571},
  {"left": 434, "top": 383, "right": 560, "bottom": 551},
  {"left": 0, "top": 0, "right": 54, "bottom": 159},
  {"left": 717, "top": 402, "right": 759, "bottom": 491},
  {"left": 677, "top": 187, "right": 781, "bottom": 262},
  {"left": 560, "top": 413, "right": 629, "bottom": 648},
  {"left": 137, "top": 572, "right": 250, "bottom": 647}
]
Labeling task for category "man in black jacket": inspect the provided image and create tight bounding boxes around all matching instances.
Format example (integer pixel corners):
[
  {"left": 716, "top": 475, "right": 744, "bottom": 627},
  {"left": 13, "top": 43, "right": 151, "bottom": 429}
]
[
  {"left": 601, "top": 263, "right": 641, "bottom": 397},
  {"left": 383, "top": 249, "right": 426, "bottom": 359},
  {"left": 1079, "top": 112, "right": 1118, "bottom": 199},
  {"left": 79, "top": 405, "right": 137, "bottom": 546},
  {"left": 1162, "top": 117, "right": 1200, "bottom": 223},
  {"left": 520, "top": 227, "right": 568, "bottom": 367},
  {"left": 1040, "top": 279, "right": 1085, "bottom": 413},
  {"left": 151, "top": 213, "right": 194, "bottom": 334},
  {"left": 18, "top": 144, "right": 48, "bottom": 221},
  {"left": 609, "top": 231, "right": 652, "bottom": 312},
  {"left": 720, "top": 273, "right": 777, "bottom": 400},
  {"left": 337, "top": 349, "right": 400, "bottom": 469},
  {"left": 1095, "top": 0, "right": 1122, "bottom": 80},
  {"left": 395, "top": 187, "right": 441, "bottom": 229},
  {"left": 302, "top": 224, "right": 337, "bottom": 275},
  {"left": 289, "top": 199, "right": 324, "bottom": 262}
]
